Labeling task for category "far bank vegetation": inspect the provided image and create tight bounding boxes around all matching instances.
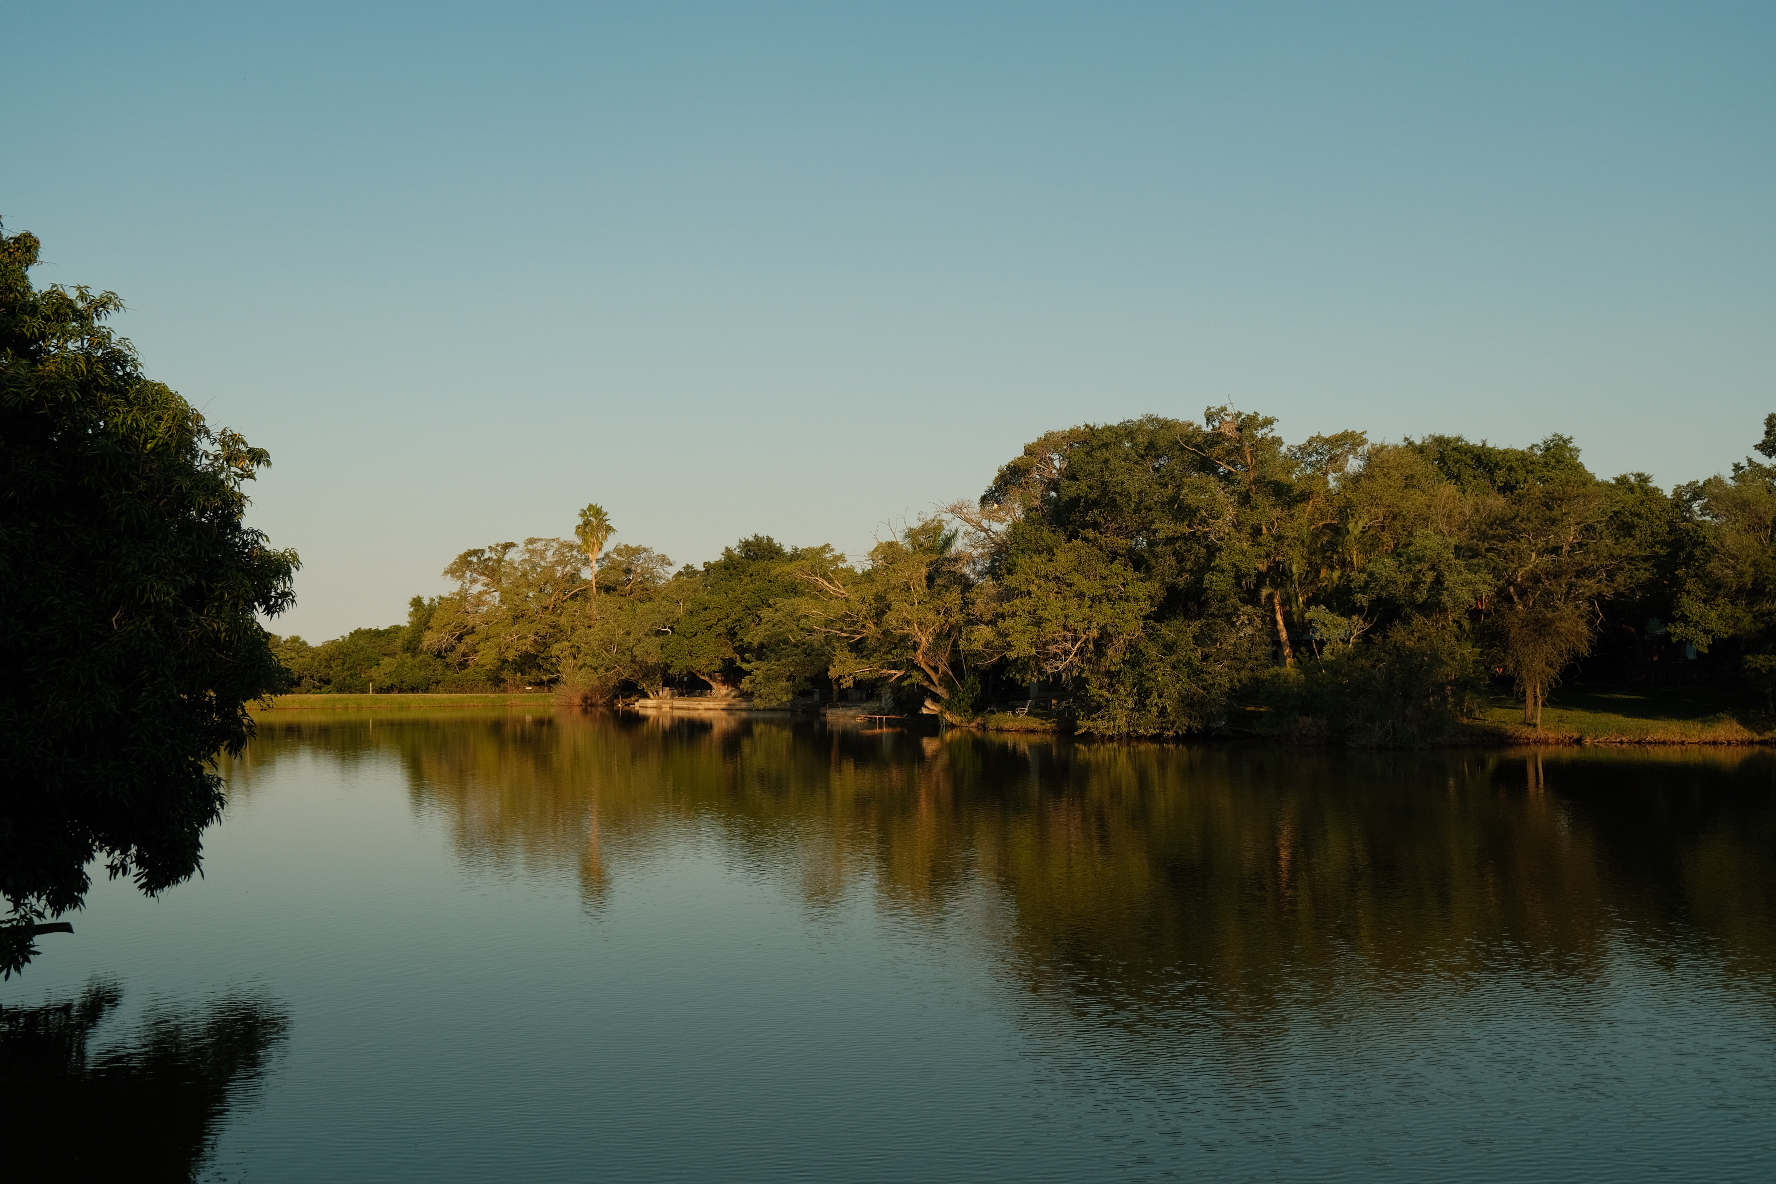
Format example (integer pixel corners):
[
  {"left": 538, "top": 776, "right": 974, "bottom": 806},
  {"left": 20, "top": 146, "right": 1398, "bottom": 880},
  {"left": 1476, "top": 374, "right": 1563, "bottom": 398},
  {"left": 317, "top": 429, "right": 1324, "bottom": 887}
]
[{"left": 273, "top": 410, "right": 1776, "bottom": 745}]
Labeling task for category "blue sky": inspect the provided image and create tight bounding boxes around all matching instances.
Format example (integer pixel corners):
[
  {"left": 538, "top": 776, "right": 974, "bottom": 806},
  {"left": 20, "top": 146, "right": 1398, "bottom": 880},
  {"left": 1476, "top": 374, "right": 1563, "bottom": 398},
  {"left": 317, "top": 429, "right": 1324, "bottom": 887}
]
[{"left": 5, "top": 1, "right": 1772, "bottom": 639}]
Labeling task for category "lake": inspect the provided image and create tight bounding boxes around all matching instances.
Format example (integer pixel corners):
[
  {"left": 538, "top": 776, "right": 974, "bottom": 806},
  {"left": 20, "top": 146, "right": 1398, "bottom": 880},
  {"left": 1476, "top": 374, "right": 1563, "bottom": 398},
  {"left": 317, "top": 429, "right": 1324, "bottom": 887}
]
[{"left": 5, "top": 710, "right": 1774, "bottom": 1182}]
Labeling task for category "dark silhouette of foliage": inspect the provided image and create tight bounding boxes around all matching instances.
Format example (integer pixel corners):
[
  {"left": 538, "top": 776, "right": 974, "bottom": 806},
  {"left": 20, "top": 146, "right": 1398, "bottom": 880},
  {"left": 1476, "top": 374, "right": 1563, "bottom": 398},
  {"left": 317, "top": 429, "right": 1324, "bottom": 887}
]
[
  {"left": 0, "top": 227, "right": 297, "bottom": 972},
  {"left": 0, "top": 982, "right": 288, "bottom": 1182}
]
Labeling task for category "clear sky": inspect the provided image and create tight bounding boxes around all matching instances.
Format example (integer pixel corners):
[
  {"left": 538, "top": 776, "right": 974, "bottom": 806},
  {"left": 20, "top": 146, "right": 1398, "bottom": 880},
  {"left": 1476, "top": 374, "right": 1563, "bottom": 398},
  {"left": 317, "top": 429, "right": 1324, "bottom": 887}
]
[{"left": 5, "top": 1, "right": 1772, "bottom": 639}]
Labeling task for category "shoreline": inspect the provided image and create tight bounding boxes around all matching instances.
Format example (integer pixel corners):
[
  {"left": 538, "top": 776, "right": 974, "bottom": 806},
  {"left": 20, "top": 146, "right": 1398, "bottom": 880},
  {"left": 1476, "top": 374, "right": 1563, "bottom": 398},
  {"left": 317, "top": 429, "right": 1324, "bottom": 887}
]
[
  {"left": 252, "top": 690, "right": 1776, "bottom": 747},
  {"left": 254, "top": 693, "right": 558, "bottom": 711}
]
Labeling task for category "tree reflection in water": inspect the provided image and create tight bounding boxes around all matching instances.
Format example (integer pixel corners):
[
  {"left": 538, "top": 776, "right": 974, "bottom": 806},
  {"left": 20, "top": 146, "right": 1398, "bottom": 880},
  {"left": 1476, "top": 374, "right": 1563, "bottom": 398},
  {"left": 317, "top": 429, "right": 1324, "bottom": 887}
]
[
  {"left": 0, "top": 982, "right": 288, "bottom": 1182},
  {"left": 232, "top": 710, "right": 1776, "bottom": 1030}
]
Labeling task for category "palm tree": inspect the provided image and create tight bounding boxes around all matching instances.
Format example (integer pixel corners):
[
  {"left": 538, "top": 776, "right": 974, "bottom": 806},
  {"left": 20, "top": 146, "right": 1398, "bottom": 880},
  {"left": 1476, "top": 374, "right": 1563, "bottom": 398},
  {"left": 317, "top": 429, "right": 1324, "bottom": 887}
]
[{"left": 575, "top": 504, "right": 615, "bottom": 596}]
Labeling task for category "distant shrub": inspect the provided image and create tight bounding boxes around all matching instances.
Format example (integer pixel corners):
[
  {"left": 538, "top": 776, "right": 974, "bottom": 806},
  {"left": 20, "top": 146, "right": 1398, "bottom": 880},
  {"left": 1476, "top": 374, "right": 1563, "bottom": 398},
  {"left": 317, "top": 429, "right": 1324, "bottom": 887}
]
[
  {"left": 434, "top": 670, "right": 501, "bottom": 694},
  {"left": 1257, "top": 619, "right": 1481, "bottom": 747},
  {"left": 368, "top": 652, "right": 452, "bottom": 693}
]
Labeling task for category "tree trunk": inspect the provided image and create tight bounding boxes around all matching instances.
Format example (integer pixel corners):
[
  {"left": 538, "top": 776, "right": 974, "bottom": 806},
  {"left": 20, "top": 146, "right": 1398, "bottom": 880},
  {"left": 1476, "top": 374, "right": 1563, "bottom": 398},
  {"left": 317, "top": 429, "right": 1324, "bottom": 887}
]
[
  {"left": 1523, "top": 682, "right": 1543, "bottom": 728},
  {"left": 1272, "top": 592, "right": 1295, "bottom": 669},
  {"left": 700, "top": 670, "right": 740, "bottom": 699}
]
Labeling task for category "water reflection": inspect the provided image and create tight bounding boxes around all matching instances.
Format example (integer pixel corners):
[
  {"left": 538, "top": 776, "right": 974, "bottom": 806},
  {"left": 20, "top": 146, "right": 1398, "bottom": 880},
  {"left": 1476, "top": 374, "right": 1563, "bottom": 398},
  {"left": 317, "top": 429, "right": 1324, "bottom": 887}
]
[
  {"left": 233, "top": 711, "right": 1776, "bottom": 1025},
  {"left": 0, "top": 982, "right": 288, "bottom": 1182}
]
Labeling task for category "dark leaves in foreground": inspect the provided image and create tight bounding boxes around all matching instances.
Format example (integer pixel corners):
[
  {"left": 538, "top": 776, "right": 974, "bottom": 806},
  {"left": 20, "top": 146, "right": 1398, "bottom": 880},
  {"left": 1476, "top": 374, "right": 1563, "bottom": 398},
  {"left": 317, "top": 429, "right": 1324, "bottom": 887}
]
[{"left": 0, "top": 226, "right": 298, "bottom": 971}]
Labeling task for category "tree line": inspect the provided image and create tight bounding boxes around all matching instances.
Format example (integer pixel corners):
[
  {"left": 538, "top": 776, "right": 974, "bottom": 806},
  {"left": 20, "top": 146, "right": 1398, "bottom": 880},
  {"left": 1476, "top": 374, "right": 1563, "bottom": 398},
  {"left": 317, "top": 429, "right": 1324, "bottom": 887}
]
[{"left": 278, "top": 407, "right": 1776, "bottom": 742}]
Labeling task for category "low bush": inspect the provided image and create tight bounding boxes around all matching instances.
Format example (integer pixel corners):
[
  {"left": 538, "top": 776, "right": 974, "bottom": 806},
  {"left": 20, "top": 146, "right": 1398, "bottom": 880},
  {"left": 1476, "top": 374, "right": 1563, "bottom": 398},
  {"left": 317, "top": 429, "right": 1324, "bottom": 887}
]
[{"left": 1257, "top": 620, "right": 1482, "bottom": 746}]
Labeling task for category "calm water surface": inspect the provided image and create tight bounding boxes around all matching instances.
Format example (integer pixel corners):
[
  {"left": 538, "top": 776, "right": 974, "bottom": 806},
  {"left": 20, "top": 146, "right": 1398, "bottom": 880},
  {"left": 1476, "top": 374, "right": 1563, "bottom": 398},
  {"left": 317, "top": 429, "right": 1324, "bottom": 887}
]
[{"left": 6, "top": 710, "right": 1774, "bottom": 1182}]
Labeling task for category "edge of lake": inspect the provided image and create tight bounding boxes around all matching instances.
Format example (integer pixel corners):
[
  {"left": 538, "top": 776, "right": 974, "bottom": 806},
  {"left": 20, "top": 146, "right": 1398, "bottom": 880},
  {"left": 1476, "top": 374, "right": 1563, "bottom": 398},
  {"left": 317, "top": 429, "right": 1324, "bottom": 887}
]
[{"left": 252, "top": 685, "right": 1776, "bottom": 746}]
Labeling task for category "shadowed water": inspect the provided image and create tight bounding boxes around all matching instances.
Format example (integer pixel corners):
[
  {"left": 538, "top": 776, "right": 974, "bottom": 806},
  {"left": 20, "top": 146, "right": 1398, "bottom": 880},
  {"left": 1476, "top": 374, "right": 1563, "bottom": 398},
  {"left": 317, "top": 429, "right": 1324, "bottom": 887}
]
[{"left": 5, "top": 710, "right": 1773, "bottom": 1181}]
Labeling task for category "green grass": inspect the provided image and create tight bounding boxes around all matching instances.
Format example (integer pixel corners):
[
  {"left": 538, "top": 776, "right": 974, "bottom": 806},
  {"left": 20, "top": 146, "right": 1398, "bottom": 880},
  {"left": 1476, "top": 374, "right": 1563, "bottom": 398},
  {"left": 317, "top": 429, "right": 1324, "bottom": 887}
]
[
  {"left": 1464, "top": 683, "right": 1776, "bottom": 745},
  {"left": 975, "top": 711, "right": 1066, "bottom": 733},
  {"left": 255, "top": 685, "right": 1776, "bottom": 745},
  {"left": 254, "top": 692, "right": 558, "bottom": 711}
]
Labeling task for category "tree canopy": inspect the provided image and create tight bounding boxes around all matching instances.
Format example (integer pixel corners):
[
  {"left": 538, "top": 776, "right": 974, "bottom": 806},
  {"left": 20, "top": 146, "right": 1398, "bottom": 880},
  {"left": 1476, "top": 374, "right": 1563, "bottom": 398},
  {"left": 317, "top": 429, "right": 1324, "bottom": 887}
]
[
  {"left": 277, "top": 408, "right": 1773, "bottom": 746},
  {"left": 0, "top": 228, "right": 298, "bottom": 974}
]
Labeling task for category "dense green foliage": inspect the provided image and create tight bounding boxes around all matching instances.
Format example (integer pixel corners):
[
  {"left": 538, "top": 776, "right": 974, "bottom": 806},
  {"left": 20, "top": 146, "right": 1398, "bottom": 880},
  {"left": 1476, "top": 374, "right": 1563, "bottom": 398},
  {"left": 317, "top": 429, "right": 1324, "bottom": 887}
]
[
  {"left": 0, "top": 229, "right": 296, "bottom": 973},
  {"left": 293, "top": 407, "right": 1772, "bottom": 744},
  {"left": 274, "top": 596, "right": 458, "bottom": 693},
  {"left": 1669, "top": 415, "right": 1776, "bottom": 704}
]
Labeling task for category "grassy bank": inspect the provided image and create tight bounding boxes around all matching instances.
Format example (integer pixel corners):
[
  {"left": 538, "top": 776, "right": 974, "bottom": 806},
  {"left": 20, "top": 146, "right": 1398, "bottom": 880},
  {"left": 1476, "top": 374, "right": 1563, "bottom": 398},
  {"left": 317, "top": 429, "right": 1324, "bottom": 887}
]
[
  {"left": 1461, "top": 684, "right": 1776, "bottom": 745},
  {"left": 974, "top": 711, "right": 1067, "bottom": 733},
  {"left": 255, "top": 693, "right": 558, "bottom": 711},
  {"left": 254, "top": 686, "right": 1776, "bottom": 745},
  {"left": 974, "top": 683, "right": 1776, "bottom": 746}
]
